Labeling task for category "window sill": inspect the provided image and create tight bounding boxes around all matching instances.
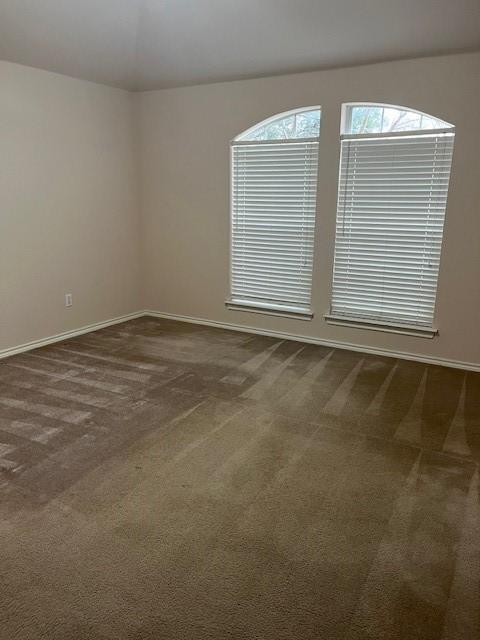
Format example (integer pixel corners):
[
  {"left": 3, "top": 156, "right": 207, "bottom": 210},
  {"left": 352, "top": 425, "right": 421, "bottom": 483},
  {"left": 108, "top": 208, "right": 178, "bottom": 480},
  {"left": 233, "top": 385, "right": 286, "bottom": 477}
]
[
  {"left": 226, "top": 300, "right": 313, "bottom": 321},
  {"left": 324, "top": 314, "right": 437, "bottom": 338}
]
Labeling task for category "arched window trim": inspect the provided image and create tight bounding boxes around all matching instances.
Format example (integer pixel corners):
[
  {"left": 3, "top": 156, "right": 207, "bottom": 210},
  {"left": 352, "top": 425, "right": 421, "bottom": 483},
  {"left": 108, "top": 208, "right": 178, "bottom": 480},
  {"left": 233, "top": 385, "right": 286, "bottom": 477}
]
[
  {"left": 328, "top": 101, "right": 456, "bottom": 335},
  {"left": 233, "top": 106, "right": 321, "bottom": 143},
  {"left": 227, "top": 106, "right": 321, "bottom": 319},
  {"left": 341, "top": 102, "right": 454, "bottom": 139}
]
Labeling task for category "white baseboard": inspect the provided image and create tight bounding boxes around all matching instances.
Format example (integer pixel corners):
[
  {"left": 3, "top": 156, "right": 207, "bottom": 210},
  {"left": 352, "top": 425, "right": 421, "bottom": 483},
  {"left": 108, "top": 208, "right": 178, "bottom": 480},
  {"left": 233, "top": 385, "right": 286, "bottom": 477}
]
[
  {"left": 0, "top": 311, "right": 144, "bottom": 360},
  {"left": 145, "top": 309, "right": 480, "bottom": 372},
  {"left": 2, "top": 308, "right": 478, "bottom": 372}
]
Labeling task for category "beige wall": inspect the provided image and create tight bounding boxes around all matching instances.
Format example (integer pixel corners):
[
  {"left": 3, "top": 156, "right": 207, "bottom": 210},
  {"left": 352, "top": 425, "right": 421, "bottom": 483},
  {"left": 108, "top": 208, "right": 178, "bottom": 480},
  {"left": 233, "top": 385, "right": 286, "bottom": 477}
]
[
  {"left": 2, "top": 54, "right": 479, "bottom": 366},
  {"left": 137, "top": 53, "right": 480, "bottom": 367},
  {"left": 0, "top": 62, "right": 141, "bottom": 351}
]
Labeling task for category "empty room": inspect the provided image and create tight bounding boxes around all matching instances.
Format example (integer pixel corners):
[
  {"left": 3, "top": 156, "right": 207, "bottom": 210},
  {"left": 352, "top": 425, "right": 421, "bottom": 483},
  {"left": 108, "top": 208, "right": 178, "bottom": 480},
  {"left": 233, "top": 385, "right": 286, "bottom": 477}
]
[{"left": 1, "top": 1, "right": 479, "bottom": 638}]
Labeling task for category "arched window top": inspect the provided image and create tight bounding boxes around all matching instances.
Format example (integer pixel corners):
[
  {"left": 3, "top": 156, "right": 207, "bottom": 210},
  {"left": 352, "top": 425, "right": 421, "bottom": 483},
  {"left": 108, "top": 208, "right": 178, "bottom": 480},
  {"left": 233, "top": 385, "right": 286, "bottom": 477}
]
[
  {"left": 343, "top": 103, "right": 454, "bottom": 135},
  {"left": 235, "top": 107, "right": 321, "bottom": 142}
]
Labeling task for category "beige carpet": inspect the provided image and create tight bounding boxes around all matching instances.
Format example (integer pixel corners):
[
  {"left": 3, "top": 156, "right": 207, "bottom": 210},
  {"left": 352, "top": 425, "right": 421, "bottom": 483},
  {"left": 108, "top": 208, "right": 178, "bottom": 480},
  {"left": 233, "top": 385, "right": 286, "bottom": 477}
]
[{"left": 0, "top": 317, "right": 479, "bottom": 639}]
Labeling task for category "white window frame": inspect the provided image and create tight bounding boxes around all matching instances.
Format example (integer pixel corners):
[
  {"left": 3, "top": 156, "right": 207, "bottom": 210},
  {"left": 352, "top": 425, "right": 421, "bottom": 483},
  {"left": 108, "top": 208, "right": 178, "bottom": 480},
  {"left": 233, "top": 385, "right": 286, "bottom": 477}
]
[
  {"left": 326, "top": 103, "right": 455, "bottom": 337},
  {"left": 226, "top": 107, "right": 321, "bottom": 320}
]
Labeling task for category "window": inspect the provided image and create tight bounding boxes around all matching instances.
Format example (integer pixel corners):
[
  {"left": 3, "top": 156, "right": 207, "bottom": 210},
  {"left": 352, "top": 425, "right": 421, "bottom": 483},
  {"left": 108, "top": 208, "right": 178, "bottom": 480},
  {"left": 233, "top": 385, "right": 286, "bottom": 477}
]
[
  {"left": 327, "top": 104, "right": 455, "bottom": 336},
  {"left": 227, "top": 108, "right": 321, "bottom": 319}
]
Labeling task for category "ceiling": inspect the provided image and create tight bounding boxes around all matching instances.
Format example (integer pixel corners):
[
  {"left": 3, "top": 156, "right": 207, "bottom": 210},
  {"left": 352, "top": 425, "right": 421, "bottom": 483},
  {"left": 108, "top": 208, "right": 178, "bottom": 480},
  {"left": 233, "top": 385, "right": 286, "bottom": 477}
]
[{"left": 0, "top": 0, "right": 478, "bottom": 91}]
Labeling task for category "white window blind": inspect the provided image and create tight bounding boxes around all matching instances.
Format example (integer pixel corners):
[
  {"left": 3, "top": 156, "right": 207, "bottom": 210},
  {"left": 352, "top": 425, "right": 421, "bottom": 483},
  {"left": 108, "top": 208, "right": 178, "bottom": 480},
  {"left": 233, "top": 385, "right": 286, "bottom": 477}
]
[
  {"left": 330, "top": 130, "right": 454, "bottom": 330},
  {"left": 229, "top": 138, "right": 319, "bottom": 317}
]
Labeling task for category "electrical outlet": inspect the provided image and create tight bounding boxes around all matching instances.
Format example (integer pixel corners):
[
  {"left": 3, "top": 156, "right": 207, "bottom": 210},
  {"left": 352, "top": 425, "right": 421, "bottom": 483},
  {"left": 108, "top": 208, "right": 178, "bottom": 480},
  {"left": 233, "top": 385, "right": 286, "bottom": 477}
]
[{"left": 65, "top": 293, "right": 73, "bottom": 307}]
